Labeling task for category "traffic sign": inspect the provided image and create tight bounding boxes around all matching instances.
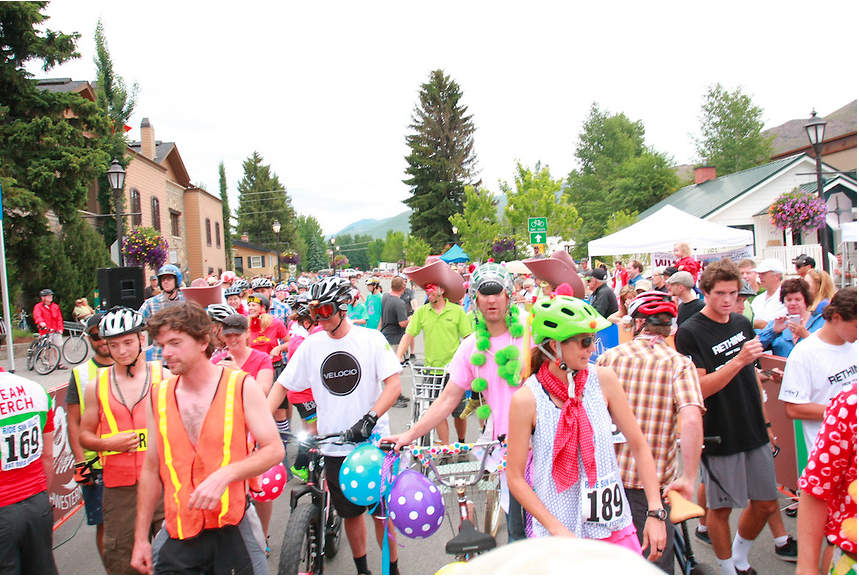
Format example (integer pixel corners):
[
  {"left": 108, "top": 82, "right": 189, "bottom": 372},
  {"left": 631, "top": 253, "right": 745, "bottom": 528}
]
[
  {"left": 530, "top": 232, "right": 546, "bottom": 245},
  {"left": 528, "top": 217, "right": 547, "bottom": 233}
]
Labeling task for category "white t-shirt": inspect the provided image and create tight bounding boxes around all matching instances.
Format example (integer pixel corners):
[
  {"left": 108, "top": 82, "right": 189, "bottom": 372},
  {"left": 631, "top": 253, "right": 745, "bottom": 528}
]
[
  {"left": 277, "top": 325, "right": 402, "bottom": 455},
  {"left": 751, "top": 288, "right": 787, "bottom": 324},
  {"left": 779, "top": 333, "right": 858, "bottom": 448}
]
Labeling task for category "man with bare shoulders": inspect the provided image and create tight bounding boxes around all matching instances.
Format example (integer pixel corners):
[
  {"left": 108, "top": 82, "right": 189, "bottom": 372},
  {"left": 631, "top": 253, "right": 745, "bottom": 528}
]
[{"left": 130, "top": 303, "right": 283, "bottom": 575}]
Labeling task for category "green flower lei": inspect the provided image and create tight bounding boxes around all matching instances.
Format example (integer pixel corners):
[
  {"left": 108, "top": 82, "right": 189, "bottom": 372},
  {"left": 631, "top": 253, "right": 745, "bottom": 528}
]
[{"left": 469, "top": 305, "right": 525, "bottom": 419}]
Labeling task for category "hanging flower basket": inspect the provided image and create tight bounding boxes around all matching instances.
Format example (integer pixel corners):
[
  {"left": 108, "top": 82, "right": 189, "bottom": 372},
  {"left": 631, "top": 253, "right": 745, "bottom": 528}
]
[
  {"left": 334, "top": 254, "right": 349, "bottom": 268},
  {"left": 121, "top": 227, "right": 169, "bottom": 269},
  {"left": 491, "top": 237, "right": 516, "bottom": 254},
  {"left": 768, "top": 188, "right": 827, "bottom": 232},
  {"left": 281, "top": 250, "right": 300, "bottom": 265}
]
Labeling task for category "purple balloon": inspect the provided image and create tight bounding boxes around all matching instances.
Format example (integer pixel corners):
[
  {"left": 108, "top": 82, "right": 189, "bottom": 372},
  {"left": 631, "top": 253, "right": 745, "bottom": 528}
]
[{"left": 386, "top": 470, "right": 445, "bottom": 539}]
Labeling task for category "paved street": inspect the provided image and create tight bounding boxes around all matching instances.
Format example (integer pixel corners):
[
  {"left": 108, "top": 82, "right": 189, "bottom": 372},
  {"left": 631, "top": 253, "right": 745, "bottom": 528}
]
[{"left": 3, "top": 281, "right": 800, "bottom": 574}]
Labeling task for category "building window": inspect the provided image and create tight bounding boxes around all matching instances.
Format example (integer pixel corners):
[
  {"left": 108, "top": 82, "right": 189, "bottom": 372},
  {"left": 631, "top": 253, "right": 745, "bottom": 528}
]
[
  {"left": 215, "top": 222, "right": 221, "bottom": 248},
  {"left": 170, "top": 210, "right": 181, "bottom": 237},
  {"left": 208, "top": 267, "right": 214, "bottom": 275},
  {"left": 250, "top": 255, "right": 263, "bottom": 268},
  {"left": 234, "top": 256, "right": 243, "bottom": 273},
  {"left": 151, "top": 197, "right": 161, "bottom": 231},
  {"left": 130, "top": 188, "right": 142, "bottom": 226},
  {"left": 205, "top": 218, "right": 212, "bottom": 246}
]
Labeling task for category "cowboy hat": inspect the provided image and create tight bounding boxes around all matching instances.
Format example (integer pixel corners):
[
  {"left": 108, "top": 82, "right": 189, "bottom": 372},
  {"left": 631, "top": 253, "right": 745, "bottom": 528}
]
[
  {"left": 180, "top": 279, "right": 224, "bottom": 307},
  {"left": 403, "top": 257, "right": 466, "bottom": 303},
  {"left": 522, "top": 249, "right": 585, "bottom": 299}
]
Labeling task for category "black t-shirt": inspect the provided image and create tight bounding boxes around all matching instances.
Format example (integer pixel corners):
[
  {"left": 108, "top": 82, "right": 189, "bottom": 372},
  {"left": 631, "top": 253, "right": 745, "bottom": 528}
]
[
  {"left": 400, "top": 288, "right": 415, "bottom": 317},
  {"left": 380, "top": 293, "right": 408, "bottom": 345},
  {"left": 66, "top": 359, "right": 113, "bottom": 405},
  {"left": 675, "top": 311, "right": 768, "bottom": 456},
  {"left": 677, "top": 298, "right": 705, "bottom": 326}
]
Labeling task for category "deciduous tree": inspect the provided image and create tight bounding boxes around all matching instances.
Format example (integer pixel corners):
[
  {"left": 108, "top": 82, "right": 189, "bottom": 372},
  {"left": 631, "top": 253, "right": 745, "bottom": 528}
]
[
  {"left": 694, "top": 83, "right": 774, "bottom": 177},
  {"left": 403, "top": 69, "right": 479, "bottom": 251},
  {"left": 404, "top": 234, "right": 431, "bottom": 267},
  {"left": 449, "top": 186, "right": 501, "bottom": 264}
]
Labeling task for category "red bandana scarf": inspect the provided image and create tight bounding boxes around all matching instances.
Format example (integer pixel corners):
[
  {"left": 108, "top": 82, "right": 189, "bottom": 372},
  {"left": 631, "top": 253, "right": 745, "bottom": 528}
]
[{"left": 537, "top": 361, "right": 597, "bottom": 493}]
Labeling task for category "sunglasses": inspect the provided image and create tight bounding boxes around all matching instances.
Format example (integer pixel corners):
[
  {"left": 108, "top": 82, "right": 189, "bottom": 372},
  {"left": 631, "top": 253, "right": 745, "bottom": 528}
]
[
  {"left": 87, "top": 331, "right": 103, "bottom": 342},
  {"left": 563, "top": 335, "right": 596, "bottom": 348},
  {"left": 309, "top": 302, "right": 338, "bottom": 320},
  {"left": 424, "top": 283, "right": 439, "bottom": 292}
]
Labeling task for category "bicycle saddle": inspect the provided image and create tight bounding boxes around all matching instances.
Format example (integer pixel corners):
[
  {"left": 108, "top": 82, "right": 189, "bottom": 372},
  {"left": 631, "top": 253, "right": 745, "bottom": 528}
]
[{"left": 445, "top": 519, "right": 496, "bottom": 556}]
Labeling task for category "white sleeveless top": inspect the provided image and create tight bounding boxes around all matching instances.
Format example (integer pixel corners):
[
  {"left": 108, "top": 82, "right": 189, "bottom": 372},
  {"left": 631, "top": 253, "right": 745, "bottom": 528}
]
[{"left": 524, "top": 366, "right": 633, "bottom": 539}]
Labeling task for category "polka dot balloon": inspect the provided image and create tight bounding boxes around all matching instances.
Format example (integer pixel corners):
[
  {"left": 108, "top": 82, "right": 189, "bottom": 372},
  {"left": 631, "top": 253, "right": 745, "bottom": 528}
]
[
  {"left": 387, "top": 469, "right": 444, "bottom": 539},
  {"left": 340, "top": 443, "right": 385, "bottom": 506},
  {"left": 252, "top": 462, "right": 287, "bottom": 502}
]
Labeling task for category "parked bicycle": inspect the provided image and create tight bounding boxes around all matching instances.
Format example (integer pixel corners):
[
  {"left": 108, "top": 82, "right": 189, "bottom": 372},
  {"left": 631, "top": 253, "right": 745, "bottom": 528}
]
[
  {"left": 382, "top": 438, "right": 503, "bottom": 562},
  {"left": 403, "top": 361, "right": 449, "bottom": 449},
  {"left": 61, "top": 320, "right": 89, "bottom": 365},
  {"left": 278, "top": 432, "right": 345, "bottom": 575},
  {"left": 26, "top": 330, "right": 61, "bottom": 375},
  {"left": 668, "top": 490, "right": 714, "bottom": 575}
]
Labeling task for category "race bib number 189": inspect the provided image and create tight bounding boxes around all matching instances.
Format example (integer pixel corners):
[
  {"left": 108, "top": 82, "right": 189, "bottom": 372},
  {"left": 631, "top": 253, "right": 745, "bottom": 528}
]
[
  {"left": 1, "top": 415, "right": 43, "bottom": 471},
  {"left": 582, "top": 475, "right": 624, "bottom": 526}
]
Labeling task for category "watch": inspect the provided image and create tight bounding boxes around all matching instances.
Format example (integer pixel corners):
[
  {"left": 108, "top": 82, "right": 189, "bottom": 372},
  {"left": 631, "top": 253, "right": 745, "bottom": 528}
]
[
  {"left": 367, "top": 410, "right": 378, "bottom": 420},
  {"left": 646, "top": 508, "right": 668, "bottom": 521}
]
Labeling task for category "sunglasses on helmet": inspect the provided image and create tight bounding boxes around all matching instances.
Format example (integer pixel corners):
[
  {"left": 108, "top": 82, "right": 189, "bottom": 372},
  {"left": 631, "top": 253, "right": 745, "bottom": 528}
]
[{"left": 309, "top": 301, "right": 338, "bottom": 320}]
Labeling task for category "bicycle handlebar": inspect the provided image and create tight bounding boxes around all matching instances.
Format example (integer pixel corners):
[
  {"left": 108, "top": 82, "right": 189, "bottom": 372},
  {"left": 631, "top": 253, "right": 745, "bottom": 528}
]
[{"left": 380, "top": 439, "right": 504, "bottom": 489}]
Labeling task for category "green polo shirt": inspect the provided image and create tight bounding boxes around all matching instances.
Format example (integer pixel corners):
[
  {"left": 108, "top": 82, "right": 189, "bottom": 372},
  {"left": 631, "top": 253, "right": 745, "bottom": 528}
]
[{"left": 406, "top": 299, "right": 473, "bottom": 367}]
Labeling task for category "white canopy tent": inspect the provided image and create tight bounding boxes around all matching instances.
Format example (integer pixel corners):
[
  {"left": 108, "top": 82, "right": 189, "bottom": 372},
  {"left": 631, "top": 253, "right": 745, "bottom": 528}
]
[
  {"left": 839, "top": 221, "right": 857, "bottom": 287},
  {"left": 588, "top": 205, "right": 754, "bottom": 256}
]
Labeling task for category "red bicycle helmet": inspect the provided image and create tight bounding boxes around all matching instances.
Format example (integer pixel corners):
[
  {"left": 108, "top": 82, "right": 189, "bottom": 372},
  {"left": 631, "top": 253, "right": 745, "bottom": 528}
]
[{"left": 628, "top": 291, "right": 677, "bottom": 319}]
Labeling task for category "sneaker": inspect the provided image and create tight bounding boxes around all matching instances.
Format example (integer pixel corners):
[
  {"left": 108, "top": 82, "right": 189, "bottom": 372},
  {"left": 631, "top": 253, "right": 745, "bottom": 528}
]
[
  {"left": 291, "top": 466, "right": 309, "bottom": 483},
  {"left": 393, "top": 394, "right": 410, "bottom": 408},
  {"left": 774, "top": 536, "right": 798, "bottom": 561},
  {"left": 57, "top": 364, "right": 68, "bottom": 370},
  {"left": 694, "top": 528, "right": 712, "bottom": 546},
  {"left": 735, "top": 567, "right": 757, "bottom": 575}
]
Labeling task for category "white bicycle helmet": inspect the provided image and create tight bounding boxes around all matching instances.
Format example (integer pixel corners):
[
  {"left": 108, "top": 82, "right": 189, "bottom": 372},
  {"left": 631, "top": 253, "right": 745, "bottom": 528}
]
[
  {"left": 469, "top": 263, "right": 515, "bottom": 306},
  {"left": 232, "top": 279, "right": 250, "bottom": 292},
  {"left": 251, "top": 277, "right": 274, "bottom": 290},
  {"left": 297, "top": 277, "right": 311, "bottom": 288},
  {"left": 206, "top": 304, "right": 236, "bottom": 324},
  {"left": 99, "top": 306, "right": 145, "bottom": 338}
]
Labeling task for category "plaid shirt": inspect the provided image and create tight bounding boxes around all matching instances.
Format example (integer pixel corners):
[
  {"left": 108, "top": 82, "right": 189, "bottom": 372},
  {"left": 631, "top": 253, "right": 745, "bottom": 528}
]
[
  {"left": 596, "top": 337, "right": 704, "bottom": 489},
  {"left": 270, "top": 298, "right": 292, "bottom": 325},
  {"left": 139, "top": 292, "right": 185, "bottom": 360}
]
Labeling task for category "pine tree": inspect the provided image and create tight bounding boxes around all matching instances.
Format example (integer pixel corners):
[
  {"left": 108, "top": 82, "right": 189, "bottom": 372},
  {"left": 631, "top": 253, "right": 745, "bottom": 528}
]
[
  {"left": 219, "top": 161, "right": 233, "bottom": 265},
  {"left": 235, "top": 151, "right": 297, "bottom": 251},
  {"left": 403, "top": 70, "right": 479, "bottom": 252}
]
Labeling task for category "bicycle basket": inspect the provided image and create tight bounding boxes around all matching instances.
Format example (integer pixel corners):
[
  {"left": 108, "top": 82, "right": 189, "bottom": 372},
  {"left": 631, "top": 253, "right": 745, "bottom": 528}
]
[
  {"left": 411, "top": 365, "right": 448, "bottom": 401},
  {"left": 64, "top": 321, "right": 85, "bottom": 335}
]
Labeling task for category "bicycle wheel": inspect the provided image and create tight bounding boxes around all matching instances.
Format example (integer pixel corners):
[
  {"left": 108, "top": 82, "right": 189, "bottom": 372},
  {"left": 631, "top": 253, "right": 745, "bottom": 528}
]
[
  {"left": 34, "top": 344, "right": 60, "bottom": 375},
  {"left": 483, "top": 482, "right": 502, "bottom": 538},
  {"left": 324, "top": 504, "right": 343, "bottom": 558},
  {"left": 62, "top": 335, "right": 89, "bottom": 365},
  {"left": 279, "top": 503, "right": 322, "bottom": 575},
  {"left": 27, "top": 342, "right": 38, "bottom": 371}
]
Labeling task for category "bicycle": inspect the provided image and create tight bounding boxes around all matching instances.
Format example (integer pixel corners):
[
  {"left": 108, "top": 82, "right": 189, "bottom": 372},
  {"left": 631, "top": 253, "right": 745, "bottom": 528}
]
[
  {"left": 278, "top": 432, "right": 345, "bottom": 575},
  {"left": 61, "top": 320, "right": 89, "bottom": 365},
  {"left": 27, "top": 330, "right": 61, "bottom": 375},
  {"left": 17, "top": 310, "right": 29, "bottom": 332},
  {"left": 404, "top": 361, "right": 449, "bottom": 449},
  {"left": 667, "top": 490, "right": 714, "bottom": 575},
  {"left": 382, "top": 439, "right": 503, "bottom": 561}
]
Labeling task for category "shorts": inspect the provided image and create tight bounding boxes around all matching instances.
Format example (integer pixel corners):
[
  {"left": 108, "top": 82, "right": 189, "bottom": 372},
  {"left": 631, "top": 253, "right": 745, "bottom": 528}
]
[
  {"left": 292, "top": 398, "right": 318, "bottom": 422},
  {"left": 700, "top": 443, "right": 778, "bottom": 509},
  {"left": 152, "top": 505, "right": 267, "bottom": 575},
  {"left": 0, "top": 491, "right": 57, "bottom": 574},
  {"left": 325, "top": 455, "right": 383, "bottom": 519},
  {"left": 103, "top": 484, "right": 164, "bottom": 575},
  {"left": 81, "top": 468, "right": 104, "bottom": 526},
  {"left": 450, "top": 395, "right": 467, "bottom": 419}
]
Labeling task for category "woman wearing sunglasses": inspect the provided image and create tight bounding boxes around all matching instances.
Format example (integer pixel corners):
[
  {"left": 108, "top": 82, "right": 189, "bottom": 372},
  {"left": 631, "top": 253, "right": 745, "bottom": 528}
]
[{"left": 506, "top": 296, "right": 666, "bottom": 557}]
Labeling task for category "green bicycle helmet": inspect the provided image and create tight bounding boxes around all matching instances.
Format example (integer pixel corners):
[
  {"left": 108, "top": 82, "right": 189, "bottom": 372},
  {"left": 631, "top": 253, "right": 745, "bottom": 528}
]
[{"left": 530, "top": 296, "right": 611, "bottom": 344}]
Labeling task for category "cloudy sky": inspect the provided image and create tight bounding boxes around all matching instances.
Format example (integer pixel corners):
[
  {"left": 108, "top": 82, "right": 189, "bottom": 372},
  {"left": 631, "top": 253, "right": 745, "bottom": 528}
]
[{"left": 27, "top": 1, "right": 858, "bottom": 235}]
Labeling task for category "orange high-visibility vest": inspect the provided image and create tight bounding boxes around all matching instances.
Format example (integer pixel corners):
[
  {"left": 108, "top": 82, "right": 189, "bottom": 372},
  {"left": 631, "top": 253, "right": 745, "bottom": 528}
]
[
  {"left": 97, "top": 361, "right": 164, "bottom": 488},
  {"left": 153, "top": 368, "right": 250, "bottom": 540}
]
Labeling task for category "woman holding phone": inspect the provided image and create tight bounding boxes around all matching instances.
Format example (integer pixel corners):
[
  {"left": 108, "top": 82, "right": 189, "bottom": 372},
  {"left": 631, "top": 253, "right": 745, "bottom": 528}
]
[{"left": 758, "top": 278, "right": 825, "bottom": 357}]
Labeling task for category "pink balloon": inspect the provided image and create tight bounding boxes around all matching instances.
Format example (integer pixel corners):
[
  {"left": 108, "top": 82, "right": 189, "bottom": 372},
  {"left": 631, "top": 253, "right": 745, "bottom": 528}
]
[{"left": 253, "top": 462, "right": 287, "bottom": 502}]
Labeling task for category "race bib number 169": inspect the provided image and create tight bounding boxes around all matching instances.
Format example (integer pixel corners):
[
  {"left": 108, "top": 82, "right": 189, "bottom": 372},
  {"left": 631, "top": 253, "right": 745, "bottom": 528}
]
[{"left": 1, "top": 415, "right": 43, "bottom": 471}]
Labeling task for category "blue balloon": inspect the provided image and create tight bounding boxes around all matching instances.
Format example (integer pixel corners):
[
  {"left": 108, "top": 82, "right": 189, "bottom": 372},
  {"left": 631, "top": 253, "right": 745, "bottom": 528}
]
[{"left": 340, "top": 444, "right": 385, "bottom": 506}]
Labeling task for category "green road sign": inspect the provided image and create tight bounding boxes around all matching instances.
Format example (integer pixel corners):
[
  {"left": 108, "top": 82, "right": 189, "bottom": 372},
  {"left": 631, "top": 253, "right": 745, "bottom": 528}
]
[
  {"left": 528, "top": 217, "right": 547, "bottom": 233},
  {"left": 530, "top": 232, "right": 547, "bottom": 245}
]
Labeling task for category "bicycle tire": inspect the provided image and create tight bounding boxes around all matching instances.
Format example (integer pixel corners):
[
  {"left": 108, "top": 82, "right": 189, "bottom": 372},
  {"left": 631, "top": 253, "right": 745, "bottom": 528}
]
[
  {"left": 324, "top": 504, "right": 343, "bottom": 558},
  {"left": 279, "top": 502, "right": 322, "bottom": 575},
  {"left": 62, "top": 335, "right": 89, "bottom": 365},
  {"left": 27, "top": 344, "right": 37, "bottom": 371},
  {"left": 34, "top": 344, "right": 60, "bottom": 375},
  {"left": 483, "top": 482, "right": 502, "bottom": 538}
]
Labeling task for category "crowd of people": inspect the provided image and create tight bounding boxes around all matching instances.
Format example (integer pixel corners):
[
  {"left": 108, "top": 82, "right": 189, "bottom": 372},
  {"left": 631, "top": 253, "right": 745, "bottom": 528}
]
[{"left": 1, "top": 244, "right": 855, "bottom": 575}]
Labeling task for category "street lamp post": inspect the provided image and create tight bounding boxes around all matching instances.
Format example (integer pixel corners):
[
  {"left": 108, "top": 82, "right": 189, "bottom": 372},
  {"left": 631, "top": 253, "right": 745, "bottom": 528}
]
[
  {"left": 107, "top": 158, "right": 127, "bottom": 267},
  {"left": 330, "top": 237, "right": 335, "bottom": 272},
  {"left": 805, "top": 110, "right": 830, "bottom": 273},
  {"left": 272, "top": 220, "right": 281, "bottom": 282}
]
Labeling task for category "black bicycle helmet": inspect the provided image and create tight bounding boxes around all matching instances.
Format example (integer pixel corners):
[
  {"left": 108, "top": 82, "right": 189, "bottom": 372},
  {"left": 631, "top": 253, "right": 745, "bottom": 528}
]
[
  {"left": 224, "top": 284, "right": 243, "bottom": 297},
  {"left": 39, "top": 289, "right": 53, "bottom": 297},
  {"left": 310, "top": 277, "right": 352, "bottom": 311}
]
